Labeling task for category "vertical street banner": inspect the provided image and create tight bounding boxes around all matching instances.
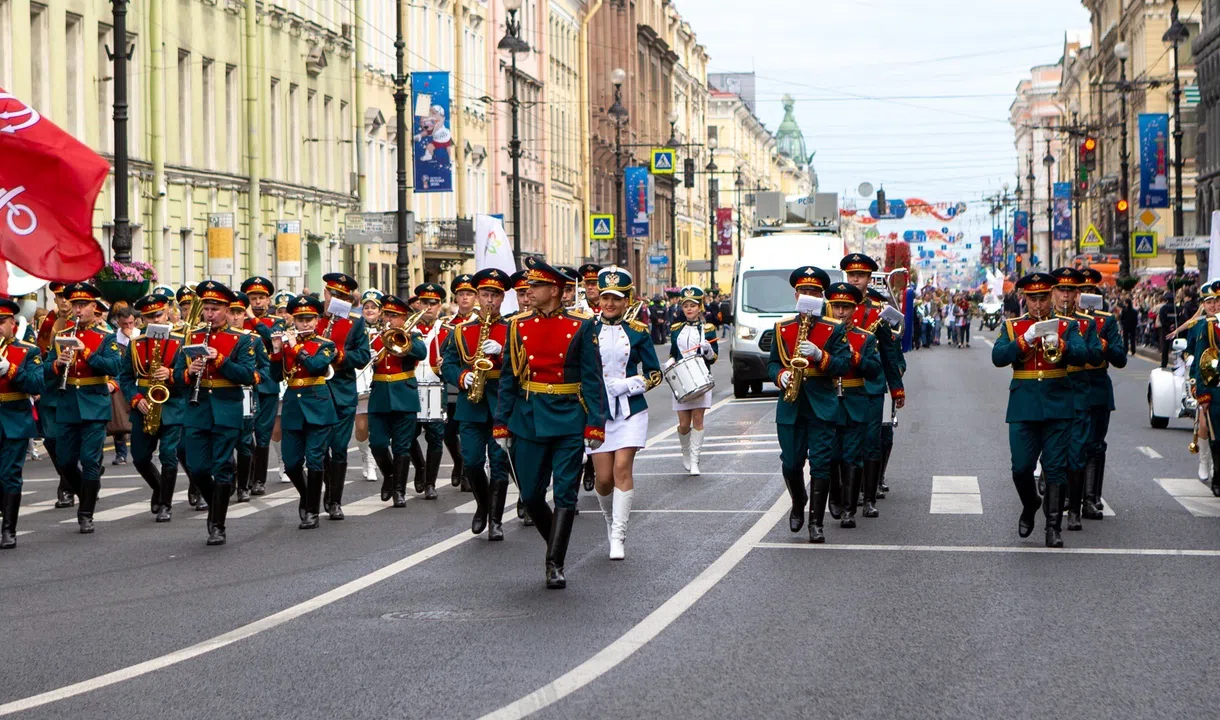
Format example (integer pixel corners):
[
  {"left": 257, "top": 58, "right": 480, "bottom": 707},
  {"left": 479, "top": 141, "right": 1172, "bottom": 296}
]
[
  {"left": 474, "top": 213, "right": 518, "bottom": 315},
  {"left": 275, "top": 219, "right": 301, "bottom": 278},
  {"left": 1052, "top": 182, "right": 1072, "bottom": 241},
  {"left": 1138, "top": 113, "right": 1170, "bottom": 209},
  {"left": 1013, "top": 211, "right": 1029, "bottom": 254},
  {"left": 980, "top": 235, "right": 992, "bottom": 265},
  {"left": 207, "top": 213, "right": 235, "bottom": 277},
  {"left": 411, "top": 71, "right": 453, "bottom": 193},
  {"left": 624, "top": 166, "right": 650, "bottom": 237},
  {"left": 716, "top": 208, "right": 734, "bottom": 256}
]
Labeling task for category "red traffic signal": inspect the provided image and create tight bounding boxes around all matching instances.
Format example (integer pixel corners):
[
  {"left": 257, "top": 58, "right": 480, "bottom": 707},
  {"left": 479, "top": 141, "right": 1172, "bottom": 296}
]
[
  {"left": 1116, "top": 198, "right": 1130, "bottom": 213},
  {"left": 1081, "top": 137, "right": 1098, "bottom": 171},
  {"left": 1083, "top": 137, "right": 1097, "bottom": 152}
]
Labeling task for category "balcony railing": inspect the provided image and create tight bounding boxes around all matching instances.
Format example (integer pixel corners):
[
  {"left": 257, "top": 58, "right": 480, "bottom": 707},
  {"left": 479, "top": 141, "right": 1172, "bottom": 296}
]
[{"left": 418, "top": 218, "right": 474, "bottom": 254}]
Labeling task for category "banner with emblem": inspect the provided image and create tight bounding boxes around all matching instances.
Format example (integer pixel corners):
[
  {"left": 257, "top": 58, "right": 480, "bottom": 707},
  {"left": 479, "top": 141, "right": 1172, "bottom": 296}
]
[
  {"left": 1052, "top": 182, "right": 1072, "bottom": 241},
  {"left": 716, "top": 208, "right": 734, "bottom": 256},
  {"left": 980, "top": 235, "right": 992, "bottom": 265},
  {"left": 624, "top": 166, "right": 651, "bottom": 238},
  {"left": 207, "top": 213, "right": 235, "bottom": 277},
  {"left": 1013, "top": 211, "right": 1029, "bottom": 254},
  {"left": 411, "top": 71, "right": 453, "bottom": 194},
  {"left": 1138, "top": 113, "right": 1170, "bottom": 209},
  {"left": 275, "top": 220, "right": 301, "bottom": 278}
]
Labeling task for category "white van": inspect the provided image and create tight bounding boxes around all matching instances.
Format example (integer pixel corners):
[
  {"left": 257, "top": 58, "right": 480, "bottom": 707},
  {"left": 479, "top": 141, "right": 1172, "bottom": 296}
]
[{"left": 729, "top": 232, "right": 847, "bottom": 398}]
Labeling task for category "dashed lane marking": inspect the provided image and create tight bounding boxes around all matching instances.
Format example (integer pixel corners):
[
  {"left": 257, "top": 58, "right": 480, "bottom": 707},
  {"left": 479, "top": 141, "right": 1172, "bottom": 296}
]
[
  {"left": 929, "top": 475, "right": 982, "bottom": 514},
  {"left": 752, "top": 542, "right": 1220, "bottom": 556},
  {"left": 1156, "top": 478, "right": 1220, "bottom": 516},
  {"left": 1138, "top": 446, "right": 1163, "bottom": 459}
]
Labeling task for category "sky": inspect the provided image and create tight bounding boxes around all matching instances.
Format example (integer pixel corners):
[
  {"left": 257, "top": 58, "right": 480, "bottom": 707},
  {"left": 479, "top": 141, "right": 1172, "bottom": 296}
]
[{"left": 678, "top": 0, "right": 1092, "bottom": 207}]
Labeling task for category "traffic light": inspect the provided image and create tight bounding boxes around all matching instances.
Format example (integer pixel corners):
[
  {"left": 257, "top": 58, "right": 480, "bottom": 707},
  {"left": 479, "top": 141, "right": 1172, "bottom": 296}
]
[
  {"left": 684, "top": 158, "right": 695, "bottom": 188},
  {"left": 1116, "top": 198, "right": 1130, "bottom": 218},
  {"left": 1077, "top": 165, "right": 1089, "bottom": 194},
  {"left": 1081, "top": 137, "right": 1097, "bottom": 171}
]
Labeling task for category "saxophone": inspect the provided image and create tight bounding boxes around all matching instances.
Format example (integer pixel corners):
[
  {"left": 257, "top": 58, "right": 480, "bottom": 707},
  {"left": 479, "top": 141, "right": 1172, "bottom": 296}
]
[
  {"left": 143, "top": 335, "right": 171, "bottom": 435},
  {"left": 466, "top": 311, "right": 496, "bottom": 404},
  {"left": 782, "top": 312, "right": 815, "bottom": 404}
]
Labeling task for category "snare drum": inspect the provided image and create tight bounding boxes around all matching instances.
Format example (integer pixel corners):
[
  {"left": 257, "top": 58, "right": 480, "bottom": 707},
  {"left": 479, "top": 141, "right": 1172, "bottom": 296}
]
[
  {"left": 664, "top": 355, "right": 714, "bottom": 404},
  {"left": 242, "top": 387, "right": 256, "bottom": 420},
  {"left": 417, "top": 381, "right": 447, "bottom": 422}
]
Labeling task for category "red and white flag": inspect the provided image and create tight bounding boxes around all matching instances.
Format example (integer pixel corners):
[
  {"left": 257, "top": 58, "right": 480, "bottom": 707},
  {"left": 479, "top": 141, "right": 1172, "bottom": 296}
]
[{"left": 0, "top": 88, "right": 106, "bottom": 294}]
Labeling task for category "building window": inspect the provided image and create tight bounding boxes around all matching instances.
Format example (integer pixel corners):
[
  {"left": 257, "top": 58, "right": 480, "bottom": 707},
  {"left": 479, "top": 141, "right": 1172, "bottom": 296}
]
[
  {"left": 225, "top": 65, "right": 239, "bottom": 172},
  {"left": 307, "top": 89, "right": 317, "bottom": 184},
  {"left": 270, "top": 79, "right": 282, "bottom": 178},
  {"left": 324, "top": 95, "right": 334, "bottom": 190},
  {"left": 289, "top": 84, "right": 300, "bottom": 182},
  {"left": 0, "top": 0, "right": 11, "bottom": 90},
  {"left": 340, "top": 100, "right": 350, "bottom": 194},
  {"left": 201, "top": 58, "right": 215, "bottom": 169},
  {"left": 65, "top": 12, "right": 84, "bottom": 139},
  {"left": 178, "top": 50, "right": 192, "bottom": 166},
  {"left": 97, "top": 24, "right": 113, "bottom": 154},
  {"left": 29, "top": 3, "right": 48, "bottom": 112}
]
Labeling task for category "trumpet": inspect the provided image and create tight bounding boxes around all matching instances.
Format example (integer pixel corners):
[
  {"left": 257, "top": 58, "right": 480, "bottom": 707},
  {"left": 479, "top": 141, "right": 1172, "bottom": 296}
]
[
  {"left": 1041, "top": 334, "right": 1063, "bottom": 365},
  {"left": 56, "top": 325, "right": 79, "bottom": 392}
]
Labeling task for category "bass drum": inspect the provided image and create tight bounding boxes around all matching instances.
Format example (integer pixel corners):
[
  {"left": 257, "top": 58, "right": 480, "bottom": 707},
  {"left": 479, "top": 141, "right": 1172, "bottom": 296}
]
[
  {"left": 418, "top": 381, "right": 447, "bottom": 423},
  {"left": 664, "top": 355, "right": 714, "bottom": 404}
]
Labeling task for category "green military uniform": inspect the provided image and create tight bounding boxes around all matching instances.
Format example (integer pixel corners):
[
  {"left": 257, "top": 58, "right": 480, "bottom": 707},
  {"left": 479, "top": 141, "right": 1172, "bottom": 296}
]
[
  {"left": 365, "top": 294, "right": 428, "bottom": 508},
  {"left": 410, "top": 282, "right": 451, "bottom": 500},
  {"left": 1191, "top": 299, "right": 1220, "bottom": 496},
  {"left": 272, "top": 295, "right": 341, "bottom": 529},
  {"left": 440, "top": 269, "right": 513, "bottom": 539},
  {"left": 173, "top": 285, "right": 208, "bottom": 512},
  {"left": 118, "top": 294, "right": 187, "bottom": 522},
  {"left": 1077, "top": 270, "right": 1128, "bottom": 518},
  {"left": 0, "top": 297, "right": 47, "bottom": 549},
  {"left": 241, "top": 276, "right": 285, "bottom": 496},
  {"left": 317, "top": 273, "right": 371, "bottom": 509},
  {"left": 767, "top": 267, "right": 852, "bottom": 543},
  {"left": 172, "top": 281, "right": 258, "bottom": 545},
  {"left": 866, "top": 287, "right": 904, "bottom": 498},
  {"left": 45, "top": 283, "right": 124, "bottom": 533},
  {"left": 992, "top": 273, "right": 1087, "bottom": 548},
  {"left": 494, "top": 257, "right": 606, "bottom": 589}
]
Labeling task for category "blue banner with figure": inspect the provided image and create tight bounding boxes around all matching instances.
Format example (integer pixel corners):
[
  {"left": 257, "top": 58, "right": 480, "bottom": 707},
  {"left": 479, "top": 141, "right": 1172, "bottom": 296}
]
[
  {"left": 412, "top": 72, "right": 453, "bottom": 193},
  {"left": 1138, "top": 113, "right": 1170, "bottom": 209},
  {"left": 1013, "top": 211, "right": 1029, "bottom": 254},
  {"left": 624, "top": 166, "right": 651, "bottom": 237},
  {"left": 1052, "top": 182, "right": 1072, "bottom": 241}
]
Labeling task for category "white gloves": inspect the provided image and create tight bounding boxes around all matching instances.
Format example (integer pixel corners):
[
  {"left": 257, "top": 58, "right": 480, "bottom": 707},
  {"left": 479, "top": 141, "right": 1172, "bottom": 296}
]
[
  {"left": 778, "top": 370, "right": 792, "bottom": 389},
  {"left": 586, "top": 437, "right": 603, "bottom": 451},
  {"left": 461, "top": 372, "right": 477, "bottom": 389},
  {"left": 1043, "top": 334, "right": 1060, "bottom": 349},
  {"left": 605, "top": 377, "right": 628, "bottom": 396},
  {"left": 1022, "top": 325, "right": 1038, "bottom": 343},
  {"left": 798, "top": 340, "right": 817, "bottom": 357},
  {"left": 481, "top": 339, "right": 503, "bottom": 356},
  {"left": 625, "top": 376, "right": 647, "bottom": 397},
  {"left": 0, "top": 356, "right": 12, "bottom": 375},
  {"left": 663, "top": 357, "right": 676, "bottom": 370},
  {"left": 699, "top": 340, "right": 714, "bottom": 358},
  {"left": 496, "top": 436, "right": 513, "bottom": 451}
]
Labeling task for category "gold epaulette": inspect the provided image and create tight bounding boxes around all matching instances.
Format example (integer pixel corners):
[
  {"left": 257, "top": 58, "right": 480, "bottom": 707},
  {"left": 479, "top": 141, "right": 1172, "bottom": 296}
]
[
  {"left": 670, "top": 321, "right": 684, "bottom": 331},
  {"left": 566, "top": 309, "right": 592, "bottom": 320},
  {"left": 1095, "top": 310, "right": 1113, "bottom": 317},
  {"left": 703, "top": 322, "right": 716, "bottom": 333},
  {"left": 628, "top": 319, "right": 647, "bottom": 334},
  {"left": 824, "top": 317, "right": 842, "bottom": 325}
]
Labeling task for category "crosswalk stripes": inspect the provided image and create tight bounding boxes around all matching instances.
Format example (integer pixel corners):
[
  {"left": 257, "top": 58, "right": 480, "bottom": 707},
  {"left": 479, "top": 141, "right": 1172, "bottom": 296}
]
[
  {"left": 24, "top": 487, "right": 138, "bottom": 518},
  {"left": 929, "top": 476, "right": 982, "bottom": 514},
  {"left": 1155, "top": 478, "right": 1220, "bottom": 516}
]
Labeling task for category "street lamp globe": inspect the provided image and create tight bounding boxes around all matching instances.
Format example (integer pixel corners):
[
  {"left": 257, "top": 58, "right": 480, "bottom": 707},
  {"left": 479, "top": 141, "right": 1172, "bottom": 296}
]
[
  {"left": 504, "top": 0, "right": 524, "bottom": 9},
  {"left": 668, "top": 110, "right": 680, "bottom": 126},
  {"left": 1043, "top": 151, "right": 1055, "bottom": 168},
  {"left": 611, "top": 68, "right": 626, "bottom": 87},
  {"left": 1002, "top": 182, "right": 1010, "bottom": 193},
  {"left": 1114, "top": 41, "right": 1130, "bottom": 60}
]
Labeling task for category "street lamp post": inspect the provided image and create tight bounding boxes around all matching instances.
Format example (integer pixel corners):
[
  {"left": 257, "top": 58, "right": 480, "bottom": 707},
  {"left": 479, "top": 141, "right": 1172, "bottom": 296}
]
[
  {"left": 735, "top": 166, "right": 745, "bottom": 260},
  {"left": 499, "top": 0, "right": 530, "bottom": 268},
  {"left": 706, "top": 135, "right": 718, "bottom": 292},
  {"left": 1014, "top": 183, "right": 1024, "bottom": 275},
  {"left": 1165, "top": 0, "right": 1189, "bottom": 277},
  {"left": 393, "top": 0, "right": 409, "bottom": 294},
  {"left": 1116, "top": 41, "right": 1133, "bottom": 280},
  {"left": 608, "top": 68, "right": 629, "bottom": 267},
  {"left": 667, "top": 111, "right": 680, "bottom": 287},
  {"left": 1044, "top": 141, "right": 1055, "bottom": 272},
  {"left": 990, "top": 199, "right": 1000, "bottom": 271},
  {"left": 111, "top": 0, "right": 132, "bottom": 263},
  {"left": 1026, "top": 156, "right": 1036, "bottom": 270}
]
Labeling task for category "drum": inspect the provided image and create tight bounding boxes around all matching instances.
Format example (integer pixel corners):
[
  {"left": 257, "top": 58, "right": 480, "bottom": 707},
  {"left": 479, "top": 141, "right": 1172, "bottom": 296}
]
[
  {"left": 242, "top": 387, "right": 256, "bottom": 420},
  {"left": 418, "top": 381, "right": 447, "bottom": 422},
  {"left": 664, "top": 355, "right": 714, "bottom": 404}
]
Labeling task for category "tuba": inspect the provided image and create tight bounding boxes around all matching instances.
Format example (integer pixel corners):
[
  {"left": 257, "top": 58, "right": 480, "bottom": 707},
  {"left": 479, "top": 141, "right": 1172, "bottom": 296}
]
[
  {"left": 782, "top": 312, "right": 815, "bottom": 403},
  {"left": 466, "top": 310, "right": 497, "bottom": 404}
]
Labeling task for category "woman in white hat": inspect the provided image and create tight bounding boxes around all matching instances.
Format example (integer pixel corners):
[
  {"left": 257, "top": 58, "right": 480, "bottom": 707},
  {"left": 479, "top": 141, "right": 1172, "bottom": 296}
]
[{"left": 666, "top": 286, "right": 717, "bottom": 475}]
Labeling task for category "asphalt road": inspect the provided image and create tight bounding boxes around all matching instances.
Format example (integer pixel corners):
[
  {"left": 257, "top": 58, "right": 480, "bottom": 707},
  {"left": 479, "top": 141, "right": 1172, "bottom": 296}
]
[{"left": 4, "top": 336, "right": 1220, "bottom": 719}]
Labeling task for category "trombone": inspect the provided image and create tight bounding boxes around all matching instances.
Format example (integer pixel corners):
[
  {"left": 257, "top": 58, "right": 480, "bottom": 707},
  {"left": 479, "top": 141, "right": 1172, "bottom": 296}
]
[{"left": 373, "top": 309, "right": 426, "bottom": 364}]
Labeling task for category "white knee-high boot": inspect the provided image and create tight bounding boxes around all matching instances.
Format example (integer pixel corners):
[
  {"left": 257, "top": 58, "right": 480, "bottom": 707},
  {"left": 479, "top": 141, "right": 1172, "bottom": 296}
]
[
  {"left": 678, "top": 430, "right": 692, "bottom": 471},
  {"left": 358, "top": 439, "right": 377, "bottom": 481},
  {"left": 596, "top": 490, "right": 614, "bottom": 544},
  {"left": 271, "top": 442, "right": 288, "bottom": 482},
  {"left": 689, "top": 429, "right": 705, "bottom": 476},
  {"left": 609, "top": 488, "right": 633, "bottom": 560},
  {"left": 1200, "top": 441, "right": 1213, "bottom": 482}
]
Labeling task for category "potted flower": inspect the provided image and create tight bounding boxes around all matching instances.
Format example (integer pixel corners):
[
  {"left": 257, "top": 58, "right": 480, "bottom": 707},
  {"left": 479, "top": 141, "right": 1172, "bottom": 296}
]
[{"left": 94, "top": 260, "right": 157, "bottom": 305}]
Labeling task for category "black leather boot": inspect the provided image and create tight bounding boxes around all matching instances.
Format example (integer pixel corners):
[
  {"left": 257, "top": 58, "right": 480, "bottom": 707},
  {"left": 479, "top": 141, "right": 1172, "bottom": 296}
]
[
  {"left": 392, "top": 456, "right": 408, "bottom": 508},
  {"left": 134, "top": 457, "right": 162, "bottom": 514},
  {"left": 1095, "top": 451, "right": 1107, "bottom": 511},
  {"left": 520, "top": 500, "right": 533, "bottom": 526},
  {"left": 1036, "top": 471, "right": 1046, "bottom": 497},
  {"left": 1013, "top": 471, "right": 1041, "bottom": 538},
  {"left": 1044, "top": 483, "right": 1064, "bottom": 548},
  {"left": 156, "top": 465, "right": 177, "bottom": 522},
  {"left": 326, "top": 460, "right": 346, "bottom": 519},
  {"left": 235, "top": 453, "right": 252, "bottom": 502},
  {"left": 206, "top": 484, "right": 230, "bottom": 546},
  {"left": 840, "top": 465, "right": 861, "bottom": 529},
  {"left": 0, "top": 491, "right": 20, "bottom": 548},
  {"left": 1081, "top": 456, "right": 1103, "bottom": 520},
  {"left": 808, "top": 474, "right": 828, "bottom": 543},
  {"left": 862, "top": 458, "right": 881, "bottom": 518},
  {"left": 488, "top": 481, "right": 508, "bottom": 541},
  {"left": 827, "top": 461, "right": 843, "bottom": 520},
  {"left": 582, "top": 457, "right": 595, "bottom": 492},
  {"left": 300, "top": 468, "right": 323, "bottom": 529},
  {"left": 372, "top": 447, "right": 395, "bottom": 502},
  {"left": 286, "top": 466, "right": 307, "bottom": 521},
  {"left": 545, "top": 508, "right": 575, "bottom": 589},
  {"left": 467, "top": 466, "right": 491, "bottom": 535},
  {"left": 77, "top": 479, "right": 99, "bottom": 534},
  {"left": 1065, "top": 468, "right": 1084, "bottom": 531},
  {"left": 444, "top": 421, "right": 463, "bottom": 487},
  {"left": 878, "top": 434, "right": 893, "bottom": 497},
  {"left": 1211, "top": 446, "right": 1220, "bottom": 498},
  {"left": 423, "top": 444, "right": 441, "bottom": 500},
  {"left": 250, "top": 445, "right": 270, "bottom": 496},
  {"left": 526, "top": 496, "right": 553, "bottom": 543},
  {"left": 782, "top": 468, "right": 807, "bottom": 533},
  {"left": 410, "top": 440, "right": 426, "bottom": 494}
]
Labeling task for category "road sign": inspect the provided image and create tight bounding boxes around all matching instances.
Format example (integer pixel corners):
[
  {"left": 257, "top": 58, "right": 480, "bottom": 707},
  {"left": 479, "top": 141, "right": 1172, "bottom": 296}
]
[
  {"left": 648, "top": 255, "right": 668, "bottom": 265},
  {"left": 1136, "top": 208, "right": 1160, "bottom": 230},
  {"left": 650, "top": 148, "right": 675, "bottom": 175},
  {"left": 1080, "top": 223, "right": 1104, "bottom": 248},
  {"left": 686, "top": 260, "right": 713, "bottom": 272},
  {"left": 345, "top": 211, "right": 405, "bottom": 244},
  {"left": 1163, "top": 235, "right": 1211, "bottom": 250},
  {"left": 590, "top": 214, "right": 614, "bottom": 240},
  {"left": 1132, "top": 231, "right": 1157, "bottom": 258}
]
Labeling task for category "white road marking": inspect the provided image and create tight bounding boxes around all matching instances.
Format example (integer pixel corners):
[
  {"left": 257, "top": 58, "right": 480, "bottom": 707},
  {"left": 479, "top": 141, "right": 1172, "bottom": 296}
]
[
  {"left": 342, "top": 493, "right": 408, "bottom": 516},
  {"left": 638, "top": 448, "right": 779, "bottom": 460},
  {"left": 632, "top": 509, "right": 767, "bottom": 514},
  {"left": 929, "top": 475, "right": 982, "bottom": 515},
  {"left": 752, "top": 542, "right": 1220, "bottom": 556},
  {"left": 58, "top": 489, "right": 180, "bottom": 524},
  {"left": 1138, "top": 446, "right": 1163, "bottom": 459},
  {"left": 23, "top": 487, "right": 138, "bottom": 517},
  {"left": 1155, "top": 477, "right": 1220, "bottom": 516},
  {"left": 478, "top": 487, "right": 788, "bottom": 720},
  {"left": 1100, "top": 497, "right": 1116, "bottom": 517},
  {"left": 632, "top": 472, "right": 778, "bottom": 477}
]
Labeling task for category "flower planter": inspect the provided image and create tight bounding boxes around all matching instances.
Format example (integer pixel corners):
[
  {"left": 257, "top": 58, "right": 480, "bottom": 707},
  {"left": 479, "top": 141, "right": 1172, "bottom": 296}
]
[{"left": 96, "top": 279, "right": 150, "bottom": 306}]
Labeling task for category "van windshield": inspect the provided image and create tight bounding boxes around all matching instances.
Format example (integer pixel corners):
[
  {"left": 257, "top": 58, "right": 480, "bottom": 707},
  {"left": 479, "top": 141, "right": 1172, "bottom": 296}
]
[{"left": 740, "top": 268, "right": 843, "bottom": 314}]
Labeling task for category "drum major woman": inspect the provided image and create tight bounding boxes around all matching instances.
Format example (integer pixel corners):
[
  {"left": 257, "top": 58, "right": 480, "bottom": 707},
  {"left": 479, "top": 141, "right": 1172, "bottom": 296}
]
[{"left": 666, "top": 286, "right": 718, "bottom": 475}]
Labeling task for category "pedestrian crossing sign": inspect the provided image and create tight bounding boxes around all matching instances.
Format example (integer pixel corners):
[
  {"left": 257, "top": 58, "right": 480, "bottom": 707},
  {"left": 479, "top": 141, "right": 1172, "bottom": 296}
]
[
  {"left": 650, "top": 148, "right": 676, "bottom": 175},
  {"left": 590, "top": 214, "right": 615, "bottom": 240},
  {"left": 1080, "top": 224, "right": 1104, "bottom": 248},
  {"left": 1132, "top": 231, "right": 1157, "bottom": 258}
]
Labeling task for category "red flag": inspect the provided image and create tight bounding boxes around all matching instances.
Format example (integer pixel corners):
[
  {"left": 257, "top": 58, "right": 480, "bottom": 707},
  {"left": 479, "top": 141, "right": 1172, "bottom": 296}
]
[{"left": 0, "top": 88, "right": 106, "bottom": 291}]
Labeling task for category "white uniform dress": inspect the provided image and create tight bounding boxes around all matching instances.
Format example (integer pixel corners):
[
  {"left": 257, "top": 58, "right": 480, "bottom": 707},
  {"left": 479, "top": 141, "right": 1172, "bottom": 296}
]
[
  {"left": 671, "top": 324, "right": 713, "bottom": 411},
  {"left": 596, "top": 323, "right": 649, "bottom": 453}
]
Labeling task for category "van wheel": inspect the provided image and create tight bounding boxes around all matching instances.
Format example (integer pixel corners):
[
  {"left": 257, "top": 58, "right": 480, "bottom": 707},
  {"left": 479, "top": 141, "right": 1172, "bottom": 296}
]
[
  {"left": 750, "top": 381, "right": 763, "bottom": 395},
  {"left": 734, "top": 381, "right": 750, "bottom": 399}
]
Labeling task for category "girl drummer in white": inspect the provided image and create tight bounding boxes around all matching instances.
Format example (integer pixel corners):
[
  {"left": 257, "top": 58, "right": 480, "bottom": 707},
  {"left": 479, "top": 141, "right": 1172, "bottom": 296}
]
[
  {"left": 354, "top": 290, "right": 383, "bottom": 482},
  {"left": 592, "top": 268, "right": 662, "bottom": 560},
  {"left": 666, "top": 286, "right": 718, "bottom": 475}
]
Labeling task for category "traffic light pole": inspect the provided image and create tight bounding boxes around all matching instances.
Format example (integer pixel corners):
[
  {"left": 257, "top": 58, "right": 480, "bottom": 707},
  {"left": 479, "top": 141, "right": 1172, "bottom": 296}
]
[{"left": 1118, "top": 58, "right": 1132, "bottom": 280}]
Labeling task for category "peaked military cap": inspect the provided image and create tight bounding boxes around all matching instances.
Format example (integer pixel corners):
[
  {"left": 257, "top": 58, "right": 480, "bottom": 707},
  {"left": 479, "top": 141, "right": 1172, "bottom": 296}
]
[
  {"left": 472, "top": 268, "right": 510, "bottom": 293},
  {"left": 840, "top": 253, "right": 879, "bottom": 273},
  {"left": 789, "top": 266, "right": 830, "bottom": 290}
]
